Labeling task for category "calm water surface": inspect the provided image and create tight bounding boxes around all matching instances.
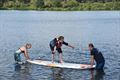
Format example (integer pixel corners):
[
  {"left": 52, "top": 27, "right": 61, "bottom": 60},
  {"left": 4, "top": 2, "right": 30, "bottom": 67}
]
[{"left": 0, "top": 11, "right": 120, "bottom": 80}]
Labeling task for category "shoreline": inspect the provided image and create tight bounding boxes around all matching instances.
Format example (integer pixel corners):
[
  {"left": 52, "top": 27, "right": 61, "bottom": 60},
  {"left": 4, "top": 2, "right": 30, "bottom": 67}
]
[
  {"left": 0, "top": 2, "right": 120, "bottom": 11},
  {"left": 0, "top": 8, "right": 120, "bottom": 11},
  {"left": 0, "top": 10, "right": 119, "bottom": 11},
  {"left": 0, "top": 9, "right": 120, "bottom": 12}
]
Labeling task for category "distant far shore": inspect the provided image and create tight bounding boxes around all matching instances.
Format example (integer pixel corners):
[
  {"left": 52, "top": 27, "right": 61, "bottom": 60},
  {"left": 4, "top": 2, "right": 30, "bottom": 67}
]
[{"left": 0, "top": 2, "right": 120, "bottom": 11}]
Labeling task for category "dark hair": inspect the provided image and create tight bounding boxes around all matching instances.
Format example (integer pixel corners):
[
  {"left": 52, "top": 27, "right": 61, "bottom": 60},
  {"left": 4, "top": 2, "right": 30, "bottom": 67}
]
[
  {"left": 58, "top": 36, "right": 64, "bottom": 40},
  {"left": 89, "top": 43, "right": 94, "bottom": 48}
]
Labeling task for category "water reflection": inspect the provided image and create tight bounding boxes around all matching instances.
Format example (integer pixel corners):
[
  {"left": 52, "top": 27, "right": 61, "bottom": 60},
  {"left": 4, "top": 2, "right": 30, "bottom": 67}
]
[
  {"left": 12, "top": 63, "right": 33, "bottom": 80},
  {"left": 51, "top": 68, "right": 65, "bottom": 80},
  {"left": 90, "top": 69, "right": 105, "bottom": 80}
]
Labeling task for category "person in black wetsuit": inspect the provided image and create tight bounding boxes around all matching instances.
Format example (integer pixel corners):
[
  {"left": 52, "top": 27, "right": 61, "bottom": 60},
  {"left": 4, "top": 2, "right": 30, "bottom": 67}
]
[
  {"left": 49, "top": 36, "right": 74, "bottom": 63},
  {"left": 88, "top": 43, "right": 105, "bottom": 70}
]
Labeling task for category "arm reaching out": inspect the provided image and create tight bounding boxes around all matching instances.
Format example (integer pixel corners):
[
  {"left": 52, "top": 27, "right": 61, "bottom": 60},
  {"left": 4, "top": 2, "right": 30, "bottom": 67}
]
[
  {"left": 63, "top": 41, "right": 75, "bottom": 49},
  {"left": 68, "top": 44, "right": 75, "bottom": 49}
]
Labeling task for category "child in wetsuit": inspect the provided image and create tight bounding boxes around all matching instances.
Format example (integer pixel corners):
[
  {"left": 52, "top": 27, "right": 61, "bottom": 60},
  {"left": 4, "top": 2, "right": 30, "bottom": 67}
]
[{"left": 49, "top": 36, "right": 74, "bottom": 63}]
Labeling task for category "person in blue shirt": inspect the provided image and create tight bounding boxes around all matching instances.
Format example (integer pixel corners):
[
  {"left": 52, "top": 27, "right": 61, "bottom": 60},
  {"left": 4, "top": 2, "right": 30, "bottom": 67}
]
[
  {"left": 49, "top": 36, "right": 74, "bottom": 63},
  {"left": 88, "top": 43, "right": 105, "bottom": 70}
]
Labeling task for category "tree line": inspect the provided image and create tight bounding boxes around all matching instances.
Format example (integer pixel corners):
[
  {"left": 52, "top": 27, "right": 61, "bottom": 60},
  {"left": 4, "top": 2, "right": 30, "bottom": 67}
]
[{"left": 0, "top": 0, "right": 120, "bottom": 10}]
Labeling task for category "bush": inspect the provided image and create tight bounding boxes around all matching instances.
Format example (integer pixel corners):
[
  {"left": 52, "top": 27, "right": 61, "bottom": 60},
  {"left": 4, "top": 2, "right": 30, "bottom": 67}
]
[
  {"left": 91, "top": 2, "right": 105, "bottom": 10},
  {"left": 104, "top": 2, "right": 113, "bottom": 10},
  {"left": 63, "top": 0, "right": 79, "bottom": 8},
  {"left": 3, "top": 1, "right": 15, "bottom": 8},
  {"left": 112, "top": 2, "right": 120, "bottom": 10}
]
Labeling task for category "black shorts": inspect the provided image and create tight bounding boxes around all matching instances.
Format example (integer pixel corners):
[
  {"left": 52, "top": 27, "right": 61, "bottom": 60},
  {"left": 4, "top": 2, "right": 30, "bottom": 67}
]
[
  {"left": 50, "top": 44, "right": 62, "bottom": 53},
  {"left": 56, "top": 48, "right": 62, "bottom": 53}
]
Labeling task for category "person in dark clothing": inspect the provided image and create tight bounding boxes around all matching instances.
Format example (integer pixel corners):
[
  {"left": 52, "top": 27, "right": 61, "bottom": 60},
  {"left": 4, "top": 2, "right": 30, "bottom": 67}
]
[
  {"left": 88, "top": 43, "right": 105, "bottom": 70},
  {"left": 49, "top": 36, "right": 74, "bottom": 63}
]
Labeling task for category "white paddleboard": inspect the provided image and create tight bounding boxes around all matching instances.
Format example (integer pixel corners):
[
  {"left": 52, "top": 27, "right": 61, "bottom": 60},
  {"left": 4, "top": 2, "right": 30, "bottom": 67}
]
[{"left": 27, "top": 60, "right": 95, "bottom": 69}]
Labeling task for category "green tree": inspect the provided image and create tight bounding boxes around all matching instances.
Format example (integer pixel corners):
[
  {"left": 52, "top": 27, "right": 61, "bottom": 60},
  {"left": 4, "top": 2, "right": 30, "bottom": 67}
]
[
  {"left": 36, "top": 0, "right": 44, "bottom": 7},
  {"left": 52, "top": 0, "right": 62, "bottom": 7},
  {"left": 44, "top": 0, "right": 52, "bottom": 7},
  {"left": 29, "top": 0, "right": 38, "bottom": 9},
  {"left": 62, "top": 0, "right": 79, "bottom": 7},
  {"left": 3, "top": 1, "right": 14, "bottom": 8}
]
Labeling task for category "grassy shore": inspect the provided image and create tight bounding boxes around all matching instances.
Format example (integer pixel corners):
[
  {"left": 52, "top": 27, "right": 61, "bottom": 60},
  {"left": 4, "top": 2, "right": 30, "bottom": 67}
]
[{"left": 0, "top": 2, "right": 120, "bottom": 11}]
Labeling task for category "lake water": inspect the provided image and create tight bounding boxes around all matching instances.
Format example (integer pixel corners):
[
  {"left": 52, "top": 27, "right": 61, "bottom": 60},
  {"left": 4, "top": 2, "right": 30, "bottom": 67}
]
[{"left": 0, "top": 11, "right": 120, "bottom": 80}]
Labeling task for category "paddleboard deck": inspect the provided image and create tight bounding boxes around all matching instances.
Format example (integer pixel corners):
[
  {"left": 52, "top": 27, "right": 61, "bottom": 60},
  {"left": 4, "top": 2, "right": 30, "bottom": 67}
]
[{"left": 27, "top": 60, "right": 95, "bottom": 69}]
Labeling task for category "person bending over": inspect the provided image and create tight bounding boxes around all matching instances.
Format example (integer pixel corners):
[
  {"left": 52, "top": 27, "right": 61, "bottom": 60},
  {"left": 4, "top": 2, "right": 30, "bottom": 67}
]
[
  {"left": 14, "top": 43, "right": 32, "bottom": 64},
  {"left": 49, "top": 36, "right": 74, "bottom": 63},
  {"left": 88, "top": 43, "right": 105, "bottom": 70}
]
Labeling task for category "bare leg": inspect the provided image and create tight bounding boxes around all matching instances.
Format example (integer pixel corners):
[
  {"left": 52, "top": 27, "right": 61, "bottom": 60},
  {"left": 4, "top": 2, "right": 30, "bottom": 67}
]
[
  {"left": 60, "top": 53, "right": 63, "bottom": 63},
  {"left": 52, "top": 53, "right": 54, "bottom": 63}
]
